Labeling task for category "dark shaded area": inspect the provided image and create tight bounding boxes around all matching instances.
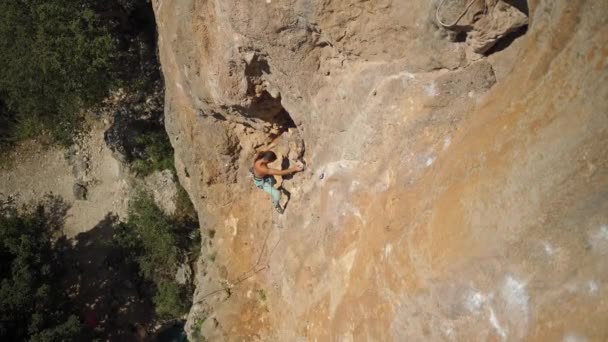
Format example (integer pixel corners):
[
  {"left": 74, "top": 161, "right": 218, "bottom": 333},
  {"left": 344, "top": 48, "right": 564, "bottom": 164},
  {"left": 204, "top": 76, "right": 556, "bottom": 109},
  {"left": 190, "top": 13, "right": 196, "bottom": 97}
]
[
  {"left": 0, "top": 98, "right": 13, "bottom": 145},
  {"left": 90, "top": 0, "right": 162, "bottom": 92},
  {"left": 212, "top": 113, "right": 228, "bottom": 121},
  {"left": 505, "top": 0, "right": 529, "bottom": 16},
  {"left": 1, "top": 187, "right": 199, "bottom": 341},
  {"left": 281, "top": 187, "right": 292, "bottom": 211},
  {"left": 156, "top": 321, "right": 188, "bottom": 342},
  {"left": 276, "top": 109, "right": 297, "bottom": 129},
  {"left": 103, "top": 105, "right": 173, "bottom": 176},
  {"left": 0, "top": 196, "right": 79, "bottom": 341},
  {"left": 97, "top": 1, "right": 174, "bottom": 177},
  {"left": 58, "top": 213, "right": 156, "bottom": 341},
  {"left": 241, "top": 54, "right": 299, "bottom": 133},
  {"left": 244, "top": 55, "right": 270, "bottom": 80},
  {"left": 0, "top": 196, "right": 155, "bottom": 341},
  {"left": 454, "top": 31, "right": 467, "bottom": 43}
]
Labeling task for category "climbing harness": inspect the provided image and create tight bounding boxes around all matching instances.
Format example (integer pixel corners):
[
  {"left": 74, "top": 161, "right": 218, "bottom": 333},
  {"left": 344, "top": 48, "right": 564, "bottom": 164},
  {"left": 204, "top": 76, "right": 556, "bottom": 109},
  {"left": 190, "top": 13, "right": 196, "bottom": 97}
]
[{"left": 435, "top": 0, "right": 478, "bottom": 28}]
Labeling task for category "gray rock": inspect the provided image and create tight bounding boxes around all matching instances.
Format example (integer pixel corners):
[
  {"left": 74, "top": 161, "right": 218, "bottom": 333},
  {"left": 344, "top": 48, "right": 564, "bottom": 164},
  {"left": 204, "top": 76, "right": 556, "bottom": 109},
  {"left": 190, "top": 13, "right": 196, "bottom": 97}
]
[
  {"left": 144, "top": 169, "right": 178, "bottom": 215},
  {"left": 175, "top": 263, "right": 192, "bottom": 285}
]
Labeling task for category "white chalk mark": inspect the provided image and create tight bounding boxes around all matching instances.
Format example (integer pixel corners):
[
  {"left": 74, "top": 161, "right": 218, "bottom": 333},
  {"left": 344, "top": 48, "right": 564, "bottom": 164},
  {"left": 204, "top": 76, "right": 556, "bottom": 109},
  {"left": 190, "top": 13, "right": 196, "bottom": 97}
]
[
  {"left": 465, "top": 290, "right": 486, "bottom": 314},
  {"left": 424, "top": 81, "right": 438, "bottom": 97},
  {"left": 443, "top": 137, "right": 452, "bottom": 150},
  {"left": 587, "top": 280, "right": 599, "bottom": 294},
  {"left": 441, "top": 321, "right": 455, "bottom": 340},
  {"left": 225, "top": 215, "right": 238, "bottom": 237},
  {"left": 588, "top": 224, "right": 608, "bottom": 253},
  {"left": 542, "top": 241, "right": 555, "bottom": 256},
  {"left": 563, "top": 333, "right": 589, "bottom": 342},
  {"left": 383, "top": 244, "right": 393, "bottom": 259},
  {"left": 502, "top": 275, "right": 529, "bottom": 321},
  {"left": 488, "top": 307, "right": 507, "bottom": 341}
]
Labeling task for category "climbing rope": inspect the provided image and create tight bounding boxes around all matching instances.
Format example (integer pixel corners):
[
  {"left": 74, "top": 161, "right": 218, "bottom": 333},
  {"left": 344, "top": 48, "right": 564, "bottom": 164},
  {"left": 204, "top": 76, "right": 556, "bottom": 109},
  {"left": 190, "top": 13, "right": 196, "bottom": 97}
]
[
  {"left": 195, "top": 222, "right": 281, "bottom": 303},
  {"left": 435, "top": 0, "right": 478, "bottom": 28}
]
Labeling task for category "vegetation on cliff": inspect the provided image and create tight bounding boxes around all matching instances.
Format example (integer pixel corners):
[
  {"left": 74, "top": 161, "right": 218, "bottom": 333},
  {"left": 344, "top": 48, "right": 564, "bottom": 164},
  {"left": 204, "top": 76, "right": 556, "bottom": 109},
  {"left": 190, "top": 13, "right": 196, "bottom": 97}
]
[{"left": 114, "top": 190, "right": 197, "bottom": 319}]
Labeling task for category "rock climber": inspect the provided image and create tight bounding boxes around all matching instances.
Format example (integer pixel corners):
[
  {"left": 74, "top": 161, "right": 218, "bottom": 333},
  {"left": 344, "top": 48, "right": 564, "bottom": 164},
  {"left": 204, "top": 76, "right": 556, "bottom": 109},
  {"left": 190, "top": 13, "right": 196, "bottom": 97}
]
[{"left": 252, "top": 135, "right": 303, "bottom": 214}]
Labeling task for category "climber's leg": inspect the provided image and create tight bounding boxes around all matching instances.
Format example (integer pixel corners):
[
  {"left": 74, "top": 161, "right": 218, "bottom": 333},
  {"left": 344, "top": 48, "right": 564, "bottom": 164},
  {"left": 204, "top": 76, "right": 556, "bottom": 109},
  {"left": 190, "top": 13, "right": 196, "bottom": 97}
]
[{"left": 262, "top": 181, "right": 281, "bottom": 208}]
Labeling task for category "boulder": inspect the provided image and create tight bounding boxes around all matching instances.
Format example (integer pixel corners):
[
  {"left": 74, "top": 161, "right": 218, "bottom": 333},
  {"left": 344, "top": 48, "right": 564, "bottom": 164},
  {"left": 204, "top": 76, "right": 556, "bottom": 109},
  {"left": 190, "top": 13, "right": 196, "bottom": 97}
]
[{"left": 175, "top": 263, "right": 192, "bottom": 285}]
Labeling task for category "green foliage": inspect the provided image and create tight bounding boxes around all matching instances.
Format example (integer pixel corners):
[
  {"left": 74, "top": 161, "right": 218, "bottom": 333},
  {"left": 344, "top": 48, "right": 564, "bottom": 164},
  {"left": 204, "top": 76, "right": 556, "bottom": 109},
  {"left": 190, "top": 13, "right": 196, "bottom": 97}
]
[
  {"left": 131, "top": 130, "right": 175, "bottom": 177},
  {"left": 153, "top": 281, "right": 189, "bottom": 319},
  {"left": 256, "top": 289, "right": 267, "bottom": 302},
  {"left": 0, "top": 201, "right": 81, "bottom": 341},
  {"left": 12, "top": 116, "right": 47, "bottom": 142},
  {"left": 0, "top": 0, "right": 117, "bottom": 145},
  {"left": 190, "top": 316, "right": 207, "bottom": 342},
  {"left": 0, "top": 0, "right": 161, "bottom": 147},
  {"left": 114, "top": 190, "right": 193, "bottom": 319},
  {"left": 30, "top": 315, "right": 82, "bottom": 342},
  {"left": 127, "top": 191, "right": 179, "bottom": 279}
]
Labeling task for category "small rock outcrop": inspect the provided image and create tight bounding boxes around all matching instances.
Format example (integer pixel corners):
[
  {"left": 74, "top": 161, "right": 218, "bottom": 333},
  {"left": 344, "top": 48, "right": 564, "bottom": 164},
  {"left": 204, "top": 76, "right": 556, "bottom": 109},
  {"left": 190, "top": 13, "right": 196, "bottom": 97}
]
[
  {"left": 433, "top": 0, "right": 529, "bottom": 54},
  {"left": 103, "top": 84, "right": 165, "bottom": 164},
  {"left": 144, "top": 169, "right": 179, "bottom": 216}
]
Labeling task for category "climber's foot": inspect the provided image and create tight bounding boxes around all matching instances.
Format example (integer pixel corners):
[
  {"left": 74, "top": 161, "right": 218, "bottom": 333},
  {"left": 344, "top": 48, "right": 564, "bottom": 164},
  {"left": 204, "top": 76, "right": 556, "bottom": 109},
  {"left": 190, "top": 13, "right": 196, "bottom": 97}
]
[{"left": 275, "top": 205, "right": 284, "bottom": 214}]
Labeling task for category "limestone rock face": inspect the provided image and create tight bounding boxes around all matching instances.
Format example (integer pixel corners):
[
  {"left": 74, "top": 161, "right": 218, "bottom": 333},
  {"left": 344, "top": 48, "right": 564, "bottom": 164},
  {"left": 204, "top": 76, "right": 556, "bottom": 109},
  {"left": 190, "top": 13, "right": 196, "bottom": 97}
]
[{"left": 153, "top": 0, "right": 608, "bottom": 340}]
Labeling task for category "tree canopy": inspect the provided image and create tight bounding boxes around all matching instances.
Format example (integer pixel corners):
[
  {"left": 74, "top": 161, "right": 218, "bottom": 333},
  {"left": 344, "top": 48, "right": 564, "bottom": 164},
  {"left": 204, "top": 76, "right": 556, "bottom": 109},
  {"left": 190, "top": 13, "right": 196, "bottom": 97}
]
[
  {"left": 0, "top": 0, "right": 158, "bottom": 145},
  {"left": 0, "top": 199, "right": 80, "bottom": 341}
]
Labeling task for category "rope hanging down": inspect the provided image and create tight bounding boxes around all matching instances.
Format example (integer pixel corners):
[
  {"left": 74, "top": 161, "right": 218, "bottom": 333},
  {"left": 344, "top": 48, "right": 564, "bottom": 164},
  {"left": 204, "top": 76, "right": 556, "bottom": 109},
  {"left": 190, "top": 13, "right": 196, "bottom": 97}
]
[{"left": 435, "top": 0, "right": 478, "bottom": 28}]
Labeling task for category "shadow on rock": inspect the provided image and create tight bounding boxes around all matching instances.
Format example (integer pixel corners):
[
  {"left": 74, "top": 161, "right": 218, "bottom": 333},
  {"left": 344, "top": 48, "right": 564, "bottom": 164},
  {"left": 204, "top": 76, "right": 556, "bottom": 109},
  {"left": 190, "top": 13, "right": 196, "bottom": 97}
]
[{"left": 58, "top": 213, "right": 156, "bottom": 341}]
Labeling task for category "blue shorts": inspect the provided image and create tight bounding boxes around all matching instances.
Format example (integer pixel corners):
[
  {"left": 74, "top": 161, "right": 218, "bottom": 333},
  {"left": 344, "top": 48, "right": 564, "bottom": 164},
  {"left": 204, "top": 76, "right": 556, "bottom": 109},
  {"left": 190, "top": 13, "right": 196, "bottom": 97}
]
[{"left": 253, "top": 176, "right": 280, "bottom": 207}]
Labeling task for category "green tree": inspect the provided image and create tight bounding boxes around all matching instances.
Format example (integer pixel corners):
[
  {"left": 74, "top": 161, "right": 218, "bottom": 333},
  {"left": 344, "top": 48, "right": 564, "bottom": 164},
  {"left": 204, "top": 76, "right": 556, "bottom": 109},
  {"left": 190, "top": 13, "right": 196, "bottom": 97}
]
[
  {"left": 114, "top": 190, "right": 193, "bottom": 319},
  {"left": 0, "top": 201, "right": 81, "bottom": 341},
  {"left": 0, "top": 0, "right": 160, "bottom": 147},
  {"left": 0, "top": 0, "right": 117, "bottom": 145}
]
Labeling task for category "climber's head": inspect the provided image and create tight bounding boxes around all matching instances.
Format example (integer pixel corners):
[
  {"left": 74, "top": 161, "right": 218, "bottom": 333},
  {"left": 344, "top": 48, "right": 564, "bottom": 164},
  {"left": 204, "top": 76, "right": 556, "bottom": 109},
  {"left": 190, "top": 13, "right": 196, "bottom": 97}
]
[{"left": 258, "top": 151, "right": 277, "bottom": 163}]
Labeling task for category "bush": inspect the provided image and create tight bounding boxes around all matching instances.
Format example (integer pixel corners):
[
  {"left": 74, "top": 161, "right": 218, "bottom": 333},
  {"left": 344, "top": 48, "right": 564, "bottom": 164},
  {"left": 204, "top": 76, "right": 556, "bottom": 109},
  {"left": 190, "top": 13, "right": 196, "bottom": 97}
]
[
  {"left": 114, "top": 190, "right": 192, "bottom": 319},
  {"left": 0, "top": 0, "right": 117, "bottom": 145},
  {"left": 0, "top": 0, "right": 161, "bottom": 147},
  {"left": 154, "top": 281, "right": 189, "bottom": 319},
  {"left": 29, "top": 315, "right": 82, "bottom": 342},
  {"left": 131, "top": 130, "right": 175, "bottom": 177},
  {"left": 0, "top": 199, "right": 81, "bottom": 341},
  {"left": 126, "top": 191, "right": 179, "bottom": 278}
]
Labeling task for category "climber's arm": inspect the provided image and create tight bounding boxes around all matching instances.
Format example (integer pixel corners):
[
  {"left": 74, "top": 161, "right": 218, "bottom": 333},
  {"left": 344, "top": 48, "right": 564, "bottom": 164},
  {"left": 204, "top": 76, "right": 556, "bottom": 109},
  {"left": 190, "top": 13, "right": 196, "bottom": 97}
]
[{"left": 260, "top": 164, "right": 303, "bottom": 177}]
